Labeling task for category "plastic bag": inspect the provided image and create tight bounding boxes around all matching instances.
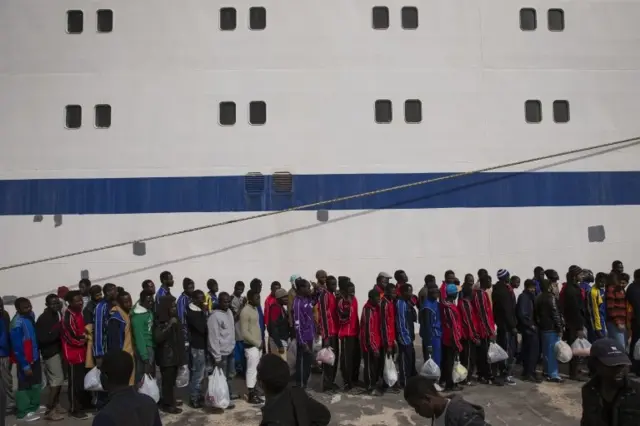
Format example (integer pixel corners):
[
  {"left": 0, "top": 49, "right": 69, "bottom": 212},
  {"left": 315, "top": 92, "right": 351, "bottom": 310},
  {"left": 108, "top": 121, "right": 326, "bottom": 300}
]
[
  {"left": 205, "top": 367, "right": 230, "bottom": 409},
  {"left": 138, "top": 374, "right": 160, "bottom": 403},
  {"left": 633, "top": 339, "right": 640, "bottom": 361},
  {"left": 571, "top": 338, "right": 592, "bottom": 357},
  {"left": 176, "top": 364, "right": 189, "bottom": 388},
  {"left": 312, "top": 336, "right": 322, "bottom": 353},
  {"left": 452, "top": 359, "right": 468, "bottom": 384},
  {"left": 420, "top": 357, "right": 441, "bottom": 380},
  {"left": 555, "top": 340, "right": 573, "bottom": 363},
  {"left": 287, "top": 340, "right": 297, "bottom": 375},
  {"left": 316, "top": 347, "right": 335, "bottom": 366},
  {"left": 84, "top": 366, "right": 104, "bottom": 391},
  {"left": 383, "top": 355, "right": 398, "bottom": 387},
  {"left": 488, "top": 342, "right": 508, "bottom": 364}
]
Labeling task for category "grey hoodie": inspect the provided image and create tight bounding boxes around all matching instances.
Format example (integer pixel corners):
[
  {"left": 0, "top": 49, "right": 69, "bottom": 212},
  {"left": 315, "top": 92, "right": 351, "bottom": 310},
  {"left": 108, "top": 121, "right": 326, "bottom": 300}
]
[{"left": 207, "top": 307, "right": 236, "bottom": 361}]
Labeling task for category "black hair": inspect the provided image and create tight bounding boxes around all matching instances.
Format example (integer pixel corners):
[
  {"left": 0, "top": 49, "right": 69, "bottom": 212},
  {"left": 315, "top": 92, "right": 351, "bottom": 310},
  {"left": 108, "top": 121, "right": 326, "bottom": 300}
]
[
  {"left": 634, "top": 269, "right": 640, "bottom": 282},
  {"left": 116, "top": 286, "right": 125, "bottom": 296},
  {"left": 102, "top": 283, "right": 116, "bottom": 294},
  {"left": 620, "top": 273, "right": 630, "bottom": 282},
  {"left": 89, "top": 285, "right": 102, "bottom": 296},
  {"left": 444, "top": 270, "right": 455, "bottom": 277},
  {"left": 207, "top": 279, "right": 218, "bottom": 289},
  {"left": 218, "top": 292, "right": 230, "bottom": 299},
  {"left": 368, "top": 289, "right": 379, "bottom": 300},
  {"left": 403, "top": 375, "right": 439, "bottom": 401},
  {"left": 247, "top": 289, "right": 259, "bottom": 301},
  {"left": 234, "top": 281, "right": 245, "bottom": 289},
  {"left": 534, "top": 266, "right": 544, "bottom": 274},
  {"left": 394, "top": 270, "right": 406, "bottom": 281},
  {"left": 399, "top": 283, "right": 412, "bottom": 293},
  {"left": 477, "top": 268, "right": 488, "bottom": 277},
  {"left": 250, "top": 278, "right": 262, "bottom": 291},
  {"left": 79, "top": 278, "right": 91, "bottom": 287},
  {"left": 270, "top": 281, "right": 281, "bottom": 290},
  {"left": 101, "top": 350, "right": 134, "bottom": 387},
  {"left": 156, "top": 295, "right": 176, "bottom": 323},
  {"left": 160, "top": 271, "right": 171, "bottom": 282},
  {"left": 257, "top": 354, "right": 290, "bottom": 394},
  {"left": 338, "top": 276, "right": 350, "bottom": 291},
  {"left": 66, "top": 290, "right": 82, "bottom": 303},
  {"left": 117, "top": 290, "right": 130, "bottom": 302},
  {"left": 540, "top": 279, "right": 551, "bottom": 293},
  {"left": 14, "top": 297, "right": 29, "bottom": 310},
  {"left": 192, "top": 289, "right": 205, "bottom": 299},
  {"left": 141, "top": 279, "right": 154, "bottom": 289},
  {"left": 385, "top": 282, "right": 396, "bottom": 291},
  {"left": 327, "top": 275, "right": 337, "bottom": 283},
  {"left": 612, "top": 260, "right": 622, "bottom": 268},
  {"left": 183, "top": 277, "right": 194, "bottom": 290},
  {"left": 424, "top": 274, "right": 435, "bottom": 284},
  {"left": 510, "top": 275, "right": 520, "bottom": 283},
  {"left": 544, "top": 269, "right": 557, "bottom": 280},
  {"left": 524, "top": 279, "right": 536, "bottom": 289},
  {"left": 139, "top": 290, "right": 153, "bottom": 302},
  {"left": 45, "top": 294, "right": 58, "bottom": 306},
  {"left": 595, "top": 272, "right": 607, "bottom": 283}
]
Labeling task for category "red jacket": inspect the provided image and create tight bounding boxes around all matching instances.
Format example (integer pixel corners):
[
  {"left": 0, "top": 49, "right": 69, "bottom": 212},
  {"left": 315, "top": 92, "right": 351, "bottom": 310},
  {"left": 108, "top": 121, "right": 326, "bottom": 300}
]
[
  {"left": 440, "top": 301, "right": 463, "bottom": 352},
  {"left": 472, "top": 289, "right": 495, "bottom": 339},
  {"left": 62, "top": 308, "right": 86, "bottom": 365},
  {"left": 360, "top": 301, "right": 381, "bottom": 353},
  {"left": 457, "top": 297, "right": 481, "bottom": 343},
  {"left": 380, "top": 296, "right": 396, "bottom": 349},
  {"left": 318, "top": 289, "right": 338, "bottom": 339},
  {"left": 264, "top": 294, "right": 277, "bottom": 327},
  {"left": 337, "top": 296, "right": 359, "bottom": 338}
]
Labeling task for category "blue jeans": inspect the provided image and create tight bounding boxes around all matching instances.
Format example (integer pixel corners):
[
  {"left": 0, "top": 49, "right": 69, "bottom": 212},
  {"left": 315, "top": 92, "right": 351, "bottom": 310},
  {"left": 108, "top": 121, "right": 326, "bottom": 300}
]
[
  {"left": 607, "top": 322, "right": 627, "bottom": 350},
  {"left": 189, "top": 348, "right": 206, "bottom": 402},
  {"left": 541, "top": 331, "right": 560, "bottom": 379}
]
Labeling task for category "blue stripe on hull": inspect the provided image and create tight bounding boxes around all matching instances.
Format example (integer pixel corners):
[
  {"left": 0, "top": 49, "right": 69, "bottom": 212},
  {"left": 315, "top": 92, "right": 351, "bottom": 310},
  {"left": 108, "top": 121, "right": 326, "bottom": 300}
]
[{"left": 0, "top": 171, "right": 639, "bottom": 215}]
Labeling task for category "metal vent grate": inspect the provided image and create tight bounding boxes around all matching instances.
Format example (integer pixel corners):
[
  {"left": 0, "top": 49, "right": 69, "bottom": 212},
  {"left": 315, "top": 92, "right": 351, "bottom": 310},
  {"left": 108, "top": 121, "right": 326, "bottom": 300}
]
[
  {"left": 272, "top": 172, "right": 293, "bottom": 193},
  {"left": 245, "top": 173, "right": 265, "bottom": 194}
]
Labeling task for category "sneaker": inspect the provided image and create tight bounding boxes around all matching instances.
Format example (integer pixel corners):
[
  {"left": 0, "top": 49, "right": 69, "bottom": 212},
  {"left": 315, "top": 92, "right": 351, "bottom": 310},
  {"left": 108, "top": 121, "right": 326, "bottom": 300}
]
[
  {"left": 226, "top": 403, "right": 236, "bottom": 410},
  {"left": 70, "top": 411, "right": 89, "bottom": 420},
  {"left": 44, "top": 410, "right": 64, "bottom": 421},
  {"left": 55, "top": 405, "right": 68, "bottom": 415},
  {"left": 548, "top": 376, "right": 564, "bottom": 383},
  {"left": 22, "top": 412, "right": 40, "bottom": 422},
  {"left": 37, "top": 406, "right": 47, "bottom": 414},
  {"left": 504, "top": 376, "right": 517, "bottom": 385}
]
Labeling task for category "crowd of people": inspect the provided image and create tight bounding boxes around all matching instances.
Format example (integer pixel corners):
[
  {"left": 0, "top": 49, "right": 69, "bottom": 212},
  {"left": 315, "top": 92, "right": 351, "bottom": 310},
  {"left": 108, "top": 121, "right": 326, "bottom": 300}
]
[{"left": 0, "top": 260, "right": 639, "bottom": 425}]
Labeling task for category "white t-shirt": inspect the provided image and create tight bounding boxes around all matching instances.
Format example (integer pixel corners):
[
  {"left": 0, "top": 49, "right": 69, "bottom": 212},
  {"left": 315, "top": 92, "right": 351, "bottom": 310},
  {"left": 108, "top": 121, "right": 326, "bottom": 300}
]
[{"left": 434, "top": 399, "right": 450, "bottom": 426}]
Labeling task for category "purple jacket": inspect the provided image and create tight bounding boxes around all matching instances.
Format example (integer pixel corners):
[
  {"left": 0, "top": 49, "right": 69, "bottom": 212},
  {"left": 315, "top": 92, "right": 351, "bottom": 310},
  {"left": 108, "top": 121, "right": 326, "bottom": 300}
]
[{"left": 293, "top": 296, "right": 316, "bottom": 344}]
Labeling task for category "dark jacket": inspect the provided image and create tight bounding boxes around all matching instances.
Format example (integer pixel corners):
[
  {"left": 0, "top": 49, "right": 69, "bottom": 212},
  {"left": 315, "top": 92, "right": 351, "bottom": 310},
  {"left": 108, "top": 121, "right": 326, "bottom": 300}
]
[
  {"left": 581, "top": 376, "right": 640, "bottom": 426},
  {"left": 260, "top": 385, "right": 331, "bottom": 426},
  {"left": 516, "top": 291, "right": 536, "bottom": 334},
  {"left": 535, "top": 292, "right": 563, "bottom": 332},
  {"left": 0, "top": 311, "right": 11, "bottom": 357},
  {"left": 185, "top": 304, "right": 207, "bottom": 350},
  {"left": 92, "top": 387, "right": 161, "bottom": 426},
  {"left": 562, "top": 282, "right": 586, "bottom": 331},
  {"left": 491, "top": 282, "right": 517, "bottom": 331},
  {"left": 626, "top": 282, "right": 640, "bottom": 332},
  {"left": 83, "top": 299, "right": 98, "bottom": 325},
  {"left": 35, "top": 309, "right": 62, "bottom": 359},
  {"left": 444, "top": 394, "right": 491, "bottom": 426},
  {"left": 154, "top": 296, "right": 185, "bottom": 368},
  {"left": 267, "top": 304, "right": 289, "bottom": 349}
]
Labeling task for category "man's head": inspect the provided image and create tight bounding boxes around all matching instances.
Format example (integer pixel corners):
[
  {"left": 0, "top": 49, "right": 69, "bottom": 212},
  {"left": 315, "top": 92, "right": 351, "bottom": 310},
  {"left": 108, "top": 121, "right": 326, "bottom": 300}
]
[
  {"left": 479, "top": 274, "right": 492, "bottom": 290},
  {"left": 295, "top": 278, "right": 312, "bottom": 297},
  {"left": 477, "top": 269, "right": 488, "bottom": 281},
  {"left": 257, "top": 354, "right": 290, "bottom": 396},
  {"left": 89, "top": 285, "right": 103, "bottom": 302},
  {"left": 612, "top": 260, "right": 624, "bottom": 275},
  {"left": 510, "top": 276, "right": 521, "bottom": 289},
  {"left": 247, "top": 289, "right": 260, "bottom": 307},
  {"left": 66, "top": 290, "right": 84, "bottom": 312},
  {"left": 424, "top": 274, "right": 436, "bottom": 287},
  {"left": 524, "top": 279, "right": 537, "bottom": 293},
  {"left": 496, "top": 269, "right": 510, "bottom": 283},
  {"left": 207, "top": 279, "right": 219, "bottom": 294},
  {"left": 463, "top": 274, "right": 474, "bottom": 286},
  {"left": 595, "top": 272, "right": 607, "bottom": 288},
  {"left": 218, "top": 292, "right": 231, "bottom": 311},
  {"left": 384, "top": 282, "right": 396, "bottom": 299},
  {"left": 545, "top": 269, "right": 559, "bottom": 283},
  {"left": 634, "top": 268, "right": 640, "bottom": 283},
  {"left": 117, "top": 290, "right": 132, "bottom": 313},
  {"left": 103, "top": 283, "right": 117, "bottom": 301},
  {"left": 404, "top": 376, "right": 448, "bottom": 419},
  {"left": 327, "top": 275, "right": 338, "bottom": 293},
  {"left": 315, "top": 270, "right": 327, "bottom": 286},
  {"left": 270, "top": 281, "right": 281, "bottom": 296},
  {"left": 233, "top": 281, "right": 245, "bottom": 297},
  {"left": 567, "top": 265, "right": 583, "bottom": 284},
  {"left": 183, "top": 278, "right": 195, "bottom": 296},
  {"left": 46, "top": 294, "right": 62, "bottom": 313},
  {"left": 394, "top": 270, "right": 408, "bottom": 284},
  {"left": 78, "top": 279, "right": 91, "bottom": 296},
  {"left": 589, "top": 338, "right": 631, "bottom": 387},
  {"left": 250, "top": 278, "right": 262, "bottom": 294},
  {"left": 368, "top": 289, "right": 380, "bottom": 306},
  {"left": 139, "top": 291, "right": 154, "bottom": 310},
  {"left": 427, "top": 282, "right": 440, "bottom": 301},
  {"left": 534, "top": 266, "right": 545, "bottom": 282},
  {"left": 461, "top": 282, "right": 474, "bottom": 298},
  {"left": 345, "top": 282, "right": 356, "bottom": 297},
  {"left": 141, "top": 280, "right": 155, "bottom": 295},
  {"left": 377, "top": 272, "right": 391, "bottom": 288},
  {"left": 101, "top": 350, "right": 134, "bottom": 391},
  {"left": 400, "top": 283, "right": 413, "bottom": 300},
  {"left": 160, "top": 271, "right": 174, "bottom": 288},
  {"left": 192, "top": 290, "right": 206, "bottom": 309},
  {"left": 444, "top": 270, "right": 455, "bottom": 284},
  {"left": 274, "top": 288, "right": 288, "bottom": 306},
  {"left": 14, "top": 297, "right": 32, "bottom": 316}
]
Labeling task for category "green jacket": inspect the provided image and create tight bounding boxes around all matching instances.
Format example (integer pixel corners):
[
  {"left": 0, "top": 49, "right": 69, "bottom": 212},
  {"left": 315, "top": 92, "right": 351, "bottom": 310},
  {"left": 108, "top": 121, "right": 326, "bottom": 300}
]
[{"left": 131, "top": 303, "right": 154, "bottom": 360}]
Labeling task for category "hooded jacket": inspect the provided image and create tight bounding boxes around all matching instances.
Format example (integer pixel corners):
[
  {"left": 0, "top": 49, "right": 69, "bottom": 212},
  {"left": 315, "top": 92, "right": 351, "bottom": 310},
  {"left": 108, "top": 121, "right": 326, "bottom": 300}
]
[
  {"left": 207, "top": 307, "right": 235, "bottom": 361},
  {"left": 581, "top": 376, "right": 640, "bottom": 426},
  {"left": 186, "top": 303, "right": 207, "bottom": 350},
  {"left": 442, "top": 394, "right": 490, "bottom": 426},
  {"left": 131, "top": 303, "right": 154, "bottom": 361},
  {"left": 260, "top": 385, "right": 331, "bottom": 426}
]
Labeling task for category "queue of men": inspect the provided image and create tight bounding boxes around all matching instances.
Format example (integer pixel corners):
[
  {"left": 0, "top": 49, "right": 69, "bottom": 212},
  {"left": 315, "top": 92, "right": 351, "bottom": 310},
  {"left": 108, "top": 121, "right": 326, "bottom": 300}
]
[{"left": 0, "top": 260, "right": 639, "bottom": 426}]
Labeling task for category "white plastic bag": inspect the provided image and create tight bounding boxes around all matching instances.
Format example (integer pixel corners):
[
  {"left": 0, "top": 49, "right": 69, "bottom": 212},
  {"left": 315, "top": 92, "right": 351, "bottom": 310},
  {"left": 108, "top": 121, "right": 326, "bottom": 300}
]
[
  {"left": 316, "top": 347, "right": 335, "bottom": 366},
  {"left": 571, "top": 338, "right": 592, "bottom": 357},
  {"left": 138, "top": 374, "right": 160, "bottom": 403},
  {"left": 420, "top": 357, "right": 441, "bottom": 380},
  {"left": 555, "top": 340, "right": 573, "bottom": 363},
  {"left": 633, "top": 339, "right": 640, "bottom": 361},
  {"left": 383, "top": 355, "right": 398, "bottom": 387},
  {"left": 452, "top": 359, "right": 468, "bottom": 384},
  {"left": 205, "top": 367, "right": 230, "bottom": 409},
  {"left": 488, "top": 342, "right": 508, "bottom": 364},
  {"left": 176, "top": 364, "right": 189, "bottom": 388},
  {"left": 84, "top": 366, "right": 103, "bottom": 391},
  {"left": 287, "top": 340, "right": 297, "bottom": 375}
]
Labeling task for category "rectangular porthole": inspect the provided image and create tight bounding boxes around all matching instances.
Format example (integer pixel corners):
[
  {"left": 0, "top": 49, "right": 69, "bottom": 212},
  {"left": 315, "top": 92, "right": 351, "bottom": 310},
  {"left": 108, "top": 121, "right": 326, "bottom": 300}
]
[
  {"left": 220, "top": 7, "right": 237, "bottom": 30},
  {"left": 401, "top": 6, "right": 419, "bottom": 30},
  {"left": 272, "top": 172, "right": 293, "bottom": 193},
  {"left": 245, "top": 173, "right": 265, "bottom": 194},
  {"left": 524, "top": 100, "right": 542, "bottom": 123},
  {"left": 249, "top": 101, "right": 267, "bottom": 125},
  {"left": 95, "top": 104, "right": 112, "bottom": 128},
  {"left": 97, "top": 10, "right": 113, "bottom": 33},
  {"left": 553, "top": 100, "right": 570, "bottom": 123},
  {"left": 519, "top": 8, "right": 537, "bottom": 31},
  {"left": 548, "top": 9, "right": 565, "bottom": 31},
  {"left": 67, "top": 10, "right": 84, "bottom": 34},
  {"left": 65, "top": 105, "right": 82, "bottom": 129},
  {"left": 372, "top": 6, "right": 389, "bottom": 30},
  {"left": 219, "top": 101, "right": 236, "bottom": 125},
  {"left": 249, "top": 7, "right": 266, "bottom": 30},
  {"left": 404, "top": 99, "right": 422, "bottom": 123},
  {"left": 375, "top": 100, "right": 392, "bottom": 123}
]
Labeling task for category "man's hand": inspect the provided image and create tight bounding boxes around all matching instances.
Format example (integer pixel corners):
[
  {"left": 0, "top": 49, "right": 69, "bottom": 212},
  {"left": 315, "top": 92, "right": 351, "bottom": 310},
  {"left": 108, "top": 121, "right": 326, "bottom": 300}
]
[
  {"left": 323, "top": 339, "right": 330, "bottom": 348},
  {"left": 95, "top": 358, "right": 103, "bottom": 368},
  {"left": 169, "top": 317, "right": 179, "bottom": 326},
  {"left": 24, "top": 368, "right": 33, "bottom": 377},
  {"left": 145, "top": 361, "right": 154, "bottom": 375},
  {"left": 577, "top": 329, "right": 587, "bottom": 339},
  {"left": 618, "top": 324, "right": 626, "bottom": 331},
  {"left": 427, "top": 345, "right": 433, "bottom": 355}
]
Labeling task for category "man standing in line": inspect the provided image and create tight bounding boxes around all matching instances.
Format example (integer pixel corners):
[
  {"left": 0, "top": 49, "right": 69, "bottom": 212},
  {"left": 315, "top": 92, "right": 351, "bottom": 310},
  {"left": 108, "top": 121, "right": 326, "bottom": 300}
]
[
  {"left": 562, "top": 266, "right": 589, "bottom": 381},
  {"left": 0, "top": 298, "right": 14, "bottom": 416},
  {"left": 240, "top": 289, "right": 264, "bottom": 404},
  {"left": 492, "top": 269, "right": 517, "bottom": 386}
]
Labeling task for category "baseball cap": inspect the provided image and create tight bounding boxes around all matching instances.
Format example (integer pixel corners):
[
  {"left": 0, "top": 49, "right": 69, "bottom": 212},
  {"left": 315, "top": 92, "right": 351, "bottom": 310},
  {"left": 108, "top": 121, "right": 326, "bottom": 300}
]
[
  {"left": 590, "top": 338, "right": 631, "bottom": 366},
  {"left": 377, "top": 272, "right": 392, "bottom": 279},
  {"left": 274, "top": 288, "right": 288, "bottom": 299}
]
